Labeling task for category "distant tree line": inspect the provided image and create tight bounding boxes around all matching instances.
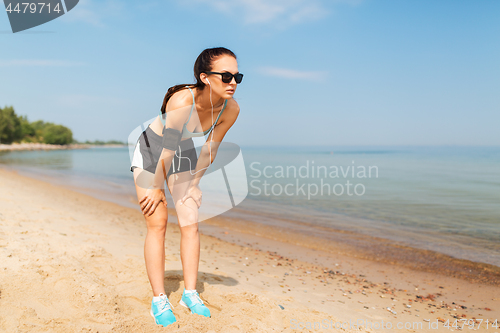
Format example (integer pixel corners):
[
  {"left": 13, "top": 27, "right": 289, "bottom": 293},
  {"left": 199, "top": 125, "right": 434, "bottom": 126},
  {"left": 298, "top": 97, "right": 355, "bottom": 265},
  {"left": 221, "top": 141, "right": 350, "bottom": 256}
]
[{"left": 0, "top": 105, "right": 74, "bottom": 145}]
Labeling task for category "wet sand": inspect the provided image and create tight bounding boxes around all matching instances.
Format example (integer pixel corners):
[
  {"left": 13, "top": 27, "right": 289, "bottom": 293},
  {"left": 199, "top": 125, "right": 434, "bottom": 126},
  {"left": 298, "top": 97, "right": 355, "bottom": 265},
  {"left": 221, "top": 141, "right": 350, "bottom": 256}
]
[
  {"left": 0, "top": 167, "right": 498, "bottom": 332},
  {"left": 199, "top": 212, "right": 500, "bottom": 286}
]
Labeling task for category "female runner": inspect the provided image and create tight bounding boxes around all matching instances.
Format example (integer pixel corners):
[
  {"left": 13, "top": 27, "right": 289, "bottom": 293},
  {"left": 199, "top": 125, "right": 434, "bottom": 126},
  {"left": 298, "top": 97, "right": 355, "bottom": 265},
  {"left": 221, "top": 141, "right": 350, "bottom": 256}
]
[{"left": 130, "top": 47, "right": 242, "bottom": 327}]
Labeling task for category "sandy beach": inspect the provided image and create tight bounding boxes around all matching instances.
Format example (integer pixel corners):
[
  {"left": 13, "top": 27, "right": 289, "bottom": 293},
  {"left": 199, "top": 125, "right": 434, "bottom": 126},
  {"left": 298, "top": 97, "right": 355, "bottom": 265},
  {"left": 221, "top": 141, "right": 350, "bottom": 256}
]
[
  {"left": 0, "top": 143, "right": 129, "bottom": 152},
  {"left": 0, "top": 167, "right": 498, "bottom": 332}
]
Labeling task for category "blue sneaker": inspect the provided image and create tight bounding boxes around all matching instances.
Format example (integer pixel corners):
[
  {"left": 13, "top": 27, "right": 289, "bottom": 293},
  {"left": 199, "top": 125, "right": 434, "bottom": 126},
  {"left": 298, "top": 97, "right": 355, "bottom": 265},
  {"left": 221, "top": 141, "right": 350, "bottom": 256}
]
[
  {"left": 179, "top": 289, "right": 211, "bottom": 317},
  {"left": 150, "top": 293, "right": 177, "bottom": 327}
]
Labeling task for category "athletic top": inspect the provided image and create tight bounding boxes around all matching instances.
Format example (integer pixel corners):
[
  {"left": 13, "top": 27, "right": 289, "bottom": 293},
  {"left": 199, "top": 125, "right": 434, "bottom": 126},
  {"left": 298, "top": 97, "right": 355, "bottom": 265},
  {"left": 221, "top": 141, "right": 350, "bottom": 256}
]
[{"left": 159, "top": 86, "right": 228, "bottom": 139}]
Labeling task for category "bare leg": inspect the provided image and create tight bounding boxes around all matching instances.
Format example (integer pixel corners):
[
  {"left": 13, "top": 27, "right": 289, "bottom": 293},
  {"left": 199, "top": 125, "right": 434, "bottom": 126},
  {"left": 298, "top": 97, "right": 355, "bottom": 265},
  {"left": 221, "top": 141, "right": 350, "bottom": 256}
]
[
  {"left": 134, "top": 168, "right": 168, "bottom": 297},
  {"left": 180, "top": 224, "right": 200, "bottom": 290},
  {"left": 167, "top": 171, "right": 201, "bottom": 290}
]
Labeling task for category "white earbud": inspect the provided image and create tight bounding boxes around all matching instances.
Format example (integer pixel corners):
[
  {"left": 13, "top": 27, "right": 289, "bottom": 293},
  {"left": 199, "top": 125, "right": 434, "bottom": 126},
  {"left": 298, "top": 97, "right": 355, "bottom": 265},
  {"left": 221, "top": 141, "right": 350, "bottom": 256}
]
[{"left": 206, "top": 78, "right": 211, "bottom": 85}]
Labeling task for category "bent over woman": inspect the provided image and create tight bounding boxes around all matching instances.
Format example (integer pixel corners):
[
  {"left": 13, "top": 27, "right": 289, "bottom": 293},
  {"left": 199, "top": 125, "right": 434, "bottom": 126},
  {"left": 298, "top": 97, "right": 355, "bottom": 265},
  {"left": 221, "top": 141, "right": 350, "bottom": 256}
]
[{"left": 130, "top": 47, "right": 242, "bottom": 327}]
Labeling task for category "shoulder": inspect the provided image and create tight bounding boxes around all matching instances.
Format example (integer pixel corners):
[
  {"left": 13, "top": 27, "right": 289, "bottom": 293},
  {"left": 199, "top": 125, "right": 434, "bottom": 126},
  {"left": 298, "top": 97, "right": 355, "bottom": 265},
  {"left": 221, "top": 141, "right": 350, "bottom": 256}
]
[
  {"left": 165, "top": 87, "right": 193, "bottom": 113},
  {"left": 223, "top": 98, "right": 240, "bottom": 120}
]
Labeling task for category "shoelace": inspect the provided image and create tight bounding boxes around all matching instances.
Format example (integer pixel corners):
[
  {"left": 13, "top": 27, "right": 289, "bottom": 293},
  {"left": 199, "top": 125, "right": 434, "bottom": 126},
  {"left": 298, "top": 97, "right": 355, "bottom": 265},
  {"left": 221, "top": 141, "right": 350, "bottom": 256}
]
[
  {"left": 155, "top": 295, "right": 172, "bottom": 315},
  {"left": 186, "top": 291, "right": 204, "bottom": 305}
]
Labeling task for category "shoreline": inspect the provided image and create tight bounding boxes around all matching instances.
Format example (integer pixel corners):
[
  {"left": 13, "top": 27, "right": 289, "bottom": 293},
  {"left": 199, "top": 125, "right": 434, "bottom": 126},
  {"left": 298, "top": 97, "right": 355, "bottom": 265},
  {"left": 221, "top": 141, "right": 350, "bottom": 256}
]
[
  {"left": 4, "top": 159, "right": 499, "bottom": 283},
  {"left": 0, "top": 143, "right": 128, "bottom": 151},
  {"left": 2, "top": 145, "right": 498, "bottom": 271},
  {"left": 3, "top": 160, "right": 499, "bottom": 285},
  {"left": 1, "top": 167, "right": 499, "bottom": 331}
]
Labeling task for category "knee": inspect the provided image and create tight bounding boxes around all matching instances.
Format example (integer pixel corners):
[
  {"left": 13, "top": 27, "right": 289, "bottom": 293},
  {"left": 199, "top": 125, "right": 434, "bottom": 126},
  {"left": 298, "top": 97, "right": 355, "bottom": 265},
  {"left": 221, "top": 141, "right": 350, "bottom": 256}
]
[
  {"left": 179, "top": 209, "right": 198, "bottom": 228},
  {"left": 146, "top": 218, "right": 167, "bottom": 234},
  {"left": 180, "top": 222, "right": 199, "bottom": 237},
  {"left": 148, "top": 224, "right": 166, "bottom": 235}
]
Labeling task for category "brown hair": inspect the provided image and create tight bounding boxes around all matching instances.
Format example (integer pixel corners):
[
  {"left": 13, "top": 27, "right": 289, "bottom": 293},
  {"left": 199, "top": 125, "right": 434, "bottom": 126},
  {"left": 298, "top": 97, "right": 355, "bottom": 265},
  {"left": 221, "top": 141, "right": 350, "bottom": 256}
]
[{"left": 160, "top": 47, "right": 237, "bottom": 114}]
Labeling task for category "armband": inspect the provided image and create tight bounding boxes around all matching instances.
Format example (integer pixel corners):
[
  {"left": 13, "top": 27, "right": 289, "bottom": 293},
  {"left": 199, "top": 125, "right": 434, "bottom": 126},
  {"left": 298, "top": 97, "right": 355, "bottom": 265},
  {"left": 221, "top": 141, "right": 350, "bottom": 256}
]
[{"left": 162, "top": 128, "right": 182, "bottom": 151}]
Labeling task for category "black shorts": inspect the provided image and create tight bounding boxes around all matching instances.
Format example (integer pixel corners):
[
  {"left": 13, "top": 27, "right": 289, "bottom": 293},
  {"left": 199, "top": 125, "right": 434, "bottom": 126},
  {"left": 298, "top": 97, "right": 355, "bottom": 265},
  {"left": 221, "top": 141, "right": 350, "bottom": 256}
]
[{"left": 130, "top": 126, "right": 198, "bottom": 178}]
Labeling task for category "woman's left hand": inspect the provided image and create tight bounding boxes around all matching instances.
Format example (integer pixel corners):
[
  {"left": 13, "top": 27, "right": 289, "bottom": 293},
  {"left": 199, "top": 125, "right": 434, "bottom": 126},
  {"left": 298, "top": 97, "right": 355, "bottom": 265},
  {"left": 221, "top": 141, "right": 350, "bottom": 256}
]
[{"left": 181, "top": 184, "right": 202, "bottom": 208}]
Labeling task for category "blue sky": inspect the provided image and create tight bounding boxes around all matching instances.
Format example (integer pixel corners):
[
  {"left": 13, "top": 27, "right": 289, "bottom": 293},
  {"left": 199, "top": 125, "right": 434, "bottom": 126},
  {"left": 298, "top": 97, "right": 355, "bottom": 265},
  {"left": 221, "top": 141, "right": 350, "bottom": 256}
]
[{"left": 1, "top": 0, "right": 499, "bottom": 146}]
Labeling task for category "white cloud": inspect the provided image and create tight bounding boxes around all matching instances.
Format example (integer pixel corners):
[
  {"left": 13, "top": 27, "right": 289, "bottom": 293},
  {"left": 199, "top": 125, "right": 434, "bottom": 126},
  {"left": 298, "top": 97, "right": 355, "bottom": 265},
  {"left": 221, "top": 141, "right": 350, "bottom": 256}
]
[
  {"left": 0, "top": 59, "right": 86, "bottom": 67},
  {"left": 257, "top": 66, "right": 327, "bottom": 80},
  {"left": 184, "top": 0, "right": 329, "bottom": 27}
]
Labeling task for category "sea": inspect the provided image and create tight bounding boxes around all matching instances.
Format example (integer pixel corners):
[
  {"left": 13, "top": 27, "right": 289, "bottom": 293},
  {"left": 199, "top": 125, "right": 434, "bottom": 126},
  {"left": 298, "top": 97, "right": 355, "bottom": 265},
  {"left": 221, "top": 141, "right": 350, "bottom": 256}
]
[{"left": 1, "top": 145, "right": 499, "bottom": 267}]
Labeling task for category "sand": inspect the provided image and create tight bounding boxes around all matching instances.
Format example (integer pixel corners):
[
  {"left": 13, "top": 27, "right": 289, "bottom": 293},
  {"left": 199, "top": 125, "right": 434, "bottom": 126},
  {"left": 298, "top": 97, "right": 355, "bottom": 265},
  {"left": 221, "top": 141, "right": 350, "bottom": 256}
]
[{"left": 0, "top": 167, "right": 498, "bottom": 332}]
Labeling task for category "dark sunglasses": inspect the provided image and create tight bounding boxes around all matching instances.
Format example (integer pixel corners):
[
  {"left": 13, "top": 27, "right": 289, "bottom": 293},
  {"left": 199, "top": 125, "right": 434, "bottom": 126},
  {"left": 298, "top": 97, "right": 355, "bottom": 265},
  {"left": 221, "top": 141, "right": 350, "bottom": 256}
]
[{"left": 205, "top": 71, "right": 244, "bottom": 84}]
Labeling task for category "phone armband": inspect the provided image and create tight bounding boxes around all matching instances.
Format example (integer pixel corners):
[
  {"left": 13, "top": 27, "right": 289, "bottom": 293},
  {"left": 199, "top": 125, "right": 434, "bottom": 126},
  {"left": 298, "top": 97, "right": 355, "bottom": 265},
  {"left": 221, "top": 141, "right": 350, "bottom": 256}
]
[{"left": 162, "top": 128, "right": 182, "bottom": 151}]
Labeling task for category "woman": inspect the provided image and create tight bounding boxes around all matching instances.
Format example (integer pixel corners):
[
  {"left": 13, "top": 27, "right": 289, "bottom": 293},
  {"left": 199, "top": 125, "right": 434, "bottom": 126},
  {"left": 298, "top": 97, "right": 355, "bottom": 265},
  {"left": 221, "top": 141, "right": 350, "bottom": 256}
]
[{"left": 130, "top": 47, "right": 242, "bottom": 327}]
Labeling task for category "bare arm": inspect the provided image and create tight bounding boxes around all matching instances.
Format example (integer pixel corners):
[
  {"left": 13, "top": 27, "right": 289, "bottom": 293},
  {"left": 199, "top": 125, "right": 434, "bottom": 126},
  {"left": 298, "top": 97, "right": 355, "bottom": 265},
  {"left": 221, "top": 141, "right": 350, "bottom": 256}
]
[
  {"left": 139, "top": 91, "right": 191, "bottom": 215},
  {"left": 181, "top": 101, "right": 240, "bottom": 206}
]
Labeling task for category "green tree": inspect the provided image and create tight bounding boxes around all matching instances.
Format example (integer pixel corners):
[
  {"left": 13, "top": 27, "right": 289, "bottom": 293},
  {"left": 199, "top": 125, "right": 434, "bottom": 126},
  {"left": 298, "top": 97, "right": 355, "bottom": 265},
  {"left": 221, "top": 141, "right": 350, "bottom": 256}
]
[
  {"left": 19, "top": 115, "right": 36, "bottom": 141},
  {"left": 42, "top": 123, "right": 73, "bottom": 145},
  {"left": 31, "top": 120, "right": 48, "bottom": 142},
  {"left": 0, "top": 106, "right": 22, "bottom": 144},
  {"left": 1, "top": 106, "right": 73, "bottom": 145}
]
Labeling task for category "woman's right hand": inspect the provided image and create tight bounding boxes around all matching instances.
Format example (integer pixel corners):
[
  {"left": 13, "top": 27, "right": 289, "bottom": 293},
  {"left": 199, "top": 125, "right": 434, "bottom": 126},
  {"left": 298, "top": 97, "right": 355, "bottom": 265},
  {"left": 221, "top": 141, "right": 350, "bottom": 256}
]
[{"left": 139, "top": 187, "right": 167, "bottom": 216}]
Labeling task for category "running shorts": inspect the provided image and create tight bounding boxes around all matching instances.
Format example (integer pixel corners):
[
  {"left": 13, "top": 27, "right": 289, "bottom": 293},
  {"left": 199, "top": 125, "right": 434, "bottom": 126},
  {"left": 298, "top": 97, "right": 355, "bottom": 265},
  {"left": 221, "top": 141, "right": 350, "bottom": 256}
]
[{"left": 130, "top": 126, "right": 198, "bottom": 178}]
